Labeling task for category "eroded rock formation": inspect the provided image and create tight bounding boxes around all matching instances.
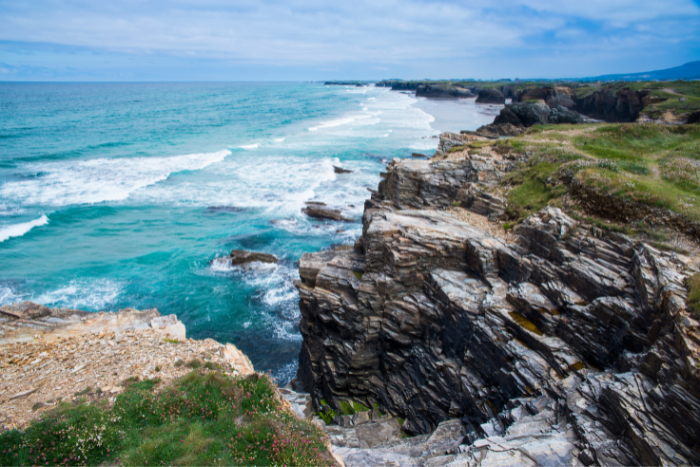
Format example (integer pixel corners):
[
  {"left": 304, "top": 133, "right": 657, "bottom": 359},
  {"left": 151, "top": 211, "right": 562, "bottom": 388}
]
[
  {"left": 296, "top": 153, "right": 700, "bottom": 466},
  {"left": 515, "top": 86, "right": 577, "bottom": 110},
  {"left": 575, "top": 87, "right": 645, "bottom": 123},
  {"left": 416, "top": 85, "right": 475, "bottom": 99},
  {"left": 475, "top": 89, "right": 505, "bottom": 104}
]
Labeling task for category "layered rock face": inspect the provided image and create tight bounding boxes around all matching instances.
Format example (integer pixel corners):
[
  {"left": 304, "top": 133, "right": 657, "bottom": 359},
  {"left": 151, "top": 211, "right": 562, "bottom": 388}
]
[
  {"left": 467, "top": 102, "right": 584, "bottom": 139},
  {"left": 296, "top": 154, "right": 700, "bottom": 465}
]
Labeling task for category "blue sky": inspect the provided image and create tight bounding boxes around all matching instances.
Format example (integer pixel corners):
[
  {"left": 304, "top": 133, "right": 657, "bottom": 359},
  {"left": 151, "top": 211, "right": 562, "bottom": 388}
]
[{"left": 0, "top": 0, "right": 699, "bottom": 81}]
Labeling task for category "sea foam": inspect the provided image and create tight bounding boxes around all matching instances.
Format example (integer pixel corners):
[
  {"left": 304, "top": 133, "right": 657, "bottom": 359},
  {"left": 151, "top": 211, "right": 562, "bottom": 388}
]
[
  {"left": 34, "top": 278, "right": 123, "bottom": 311},
  {"left": 0, "top": 150, "right": 230, "bottom": 207},
  {"left": 0, "top": 214, "right": 49, "bottom": 243}
]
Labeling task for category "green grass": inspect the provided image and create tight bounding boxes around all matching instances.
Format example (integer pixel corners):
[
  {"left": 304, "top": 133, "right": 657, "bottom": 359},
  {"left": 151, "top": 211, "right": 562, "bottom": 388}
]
[
  {"left": 497, "top": 123, "right": 700, "bottom": 225},
  {"left": 0, "top": 371, "right": 332, "bottom": 466},
  {"left": 315, "top": 399, "right": 337, "bottom": 425},
  {"left": 504, "top": 156, "right": 567, "bottom": 219}
]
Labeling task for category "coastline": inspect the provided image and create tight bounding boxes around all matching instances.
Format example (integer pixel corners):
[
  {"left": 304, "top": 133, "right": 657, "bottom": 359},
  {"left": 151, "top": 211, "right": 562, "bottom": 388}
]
[{"left": 410, "top": 95, "right": 503, "bottom": 133}]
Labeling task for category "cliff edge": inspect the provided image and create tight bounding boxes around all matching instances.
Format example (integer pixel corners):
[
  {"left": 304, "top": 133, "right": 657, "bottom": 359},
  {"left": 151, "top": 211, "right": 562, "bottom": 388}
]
[{"left": 296, "top": 135, "right": 700, "bottom": 466}]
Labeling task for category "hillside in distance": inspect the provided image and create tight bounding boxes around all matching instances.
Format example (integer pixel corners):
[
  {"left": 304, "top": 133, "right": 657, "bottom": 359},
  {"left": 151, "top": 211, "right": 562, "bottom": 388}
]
[{"left": 585, "top": 60, "right": 700, "bottom": 82}]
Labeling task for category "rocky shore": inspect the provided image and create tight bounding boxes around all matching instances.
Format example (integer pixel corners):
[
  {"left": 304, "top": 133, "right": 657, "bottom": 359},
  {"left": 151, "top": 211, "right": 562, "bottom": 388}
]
[
  {"left": 0, "top": 302, "right": 255, "bottom": 431},
  {"left": 295, "top": 134, "right": 700, "bottom": 465}
]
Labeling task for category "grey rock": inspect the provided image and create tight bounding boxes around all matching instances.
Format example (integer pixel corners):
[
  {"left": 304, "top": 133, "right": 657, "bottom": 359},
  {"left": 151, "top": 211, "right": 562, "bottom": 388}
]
[
  {"left": 514, "top": 86, "right": 577, "bottom": 110},
  {"left": 278, "top": 387, "right": 314, "bottom": 420},
  {"left": 491, "top": 102, "right": 584, "bottom": 128},
  {"left": 416, "top": 85, "right": 474, "bottom": 99},
  {"left": 575, "top": 86, "right": 644, "bottom": 122},
  {"left": 302, "top": 205, "right": 353, "bottom": 222},
  {"left": 475, "top": 89, "right": 505, "bottom": 104},
  {"left": 298, "top": 140, "right": 700, "bottom": 466},
  {"left": 226, "top": 249, "right": 278, "bottom": 266}
]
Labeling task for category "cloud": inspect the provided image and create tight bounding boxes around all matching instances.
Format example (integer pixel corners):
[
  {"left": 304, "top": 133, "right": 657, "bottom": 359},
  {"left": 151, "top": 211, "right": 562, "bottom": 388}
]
[{"left": 0, "top": 0, "right": 698, "bottom": 80}]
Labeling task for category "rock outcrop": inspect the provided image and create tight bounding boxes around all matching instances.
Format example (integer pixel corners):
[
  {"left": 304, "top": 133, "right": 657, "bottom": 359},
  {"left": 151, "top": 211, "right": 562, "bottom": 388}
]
[
  {"left": 210, "top": 249, "right": 278, "bottom": 269},
  {"left": 296, "top": 153, "right": 700, "bottom": 466},
  {"left": 416, "top": 85, "right": 475, "bottom": 99},
  {"left": 515, "top": 86, "right": 577, "bottom": 110},
  {"left": 575, "top": 87, "right": 645, "bottom": 122},
  {"left": 688, "top": 109, "right": 700, "bottom": 124},
  {"left": 466, "top": 102, "right": 584, "bottom": 138},
  {"left": 494, "top": 102, "right": 584, "bottom": 127},
  {"left": 475, "top": 89, "right": 505, "bottom": 104},
  {"left": 303, "top": 204, "right": 353, "bottom": 222},
  {"left": 465, "top": 123, "right": 526, "bottom": 139}
]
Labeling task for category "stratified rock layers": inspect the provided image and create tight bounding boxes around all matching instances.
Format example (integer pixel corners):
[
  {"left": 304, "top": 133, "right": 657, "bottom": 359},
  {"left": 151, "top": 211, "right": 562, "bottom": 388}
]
[{"left": 296, "top": 156, "right": 700, "bottom": 466}]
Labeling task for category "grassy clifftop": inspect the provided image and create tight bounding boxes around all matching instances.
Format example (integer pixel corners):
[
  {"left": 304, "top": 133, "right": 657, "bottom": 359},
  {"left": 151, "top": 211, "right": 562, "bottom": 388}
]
[
  {"left": 0, "top": 371, "right": 334, "bottom": 467},
  {"left": 378, "top": 79, "right": 700, "bottom": 120},
  {"left": 453, "top": 123, "right": 700, "bottom": 246}
]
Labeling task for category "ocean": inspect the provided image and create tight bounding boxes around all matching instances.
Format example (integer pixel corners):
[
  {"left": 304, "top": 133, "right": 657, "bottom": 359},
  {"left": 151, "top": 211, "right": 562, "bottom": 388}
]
[{"left": 0, "top": 82, "right": 500, "bottom": 383}]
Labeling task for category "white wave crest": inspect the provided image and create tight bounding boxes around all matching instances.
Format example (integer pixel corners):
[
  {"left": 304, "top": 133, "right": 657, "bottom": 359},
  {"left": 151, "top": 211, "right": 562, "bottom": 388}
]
[
  {"left": 34, "top": 278, "right": 123, "bottom": 311},
  {"left": 308, "top": 113, "right": 375, "bottom": 131},
  {"left": 238, "top": 143, "right": 259, "bottom": 149},
  {"left": 0, "top": 214, "right": 49, "bottom": 243},
  {"left": 0, "top": 150, "right": 230, "bottom": 207},
  {"left": 0, "top": 285, "right": 25, "bottom": 305}
]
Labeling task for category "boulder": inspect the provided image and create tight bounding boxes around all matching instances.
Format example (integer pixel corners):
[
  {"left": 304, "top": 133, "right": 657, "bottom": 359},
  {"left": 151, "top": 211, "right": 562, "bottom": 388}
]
[
  {"left": 506, "top": 101, "right": 552, "bottom": 126},
  {"left": 229, "top": 250, "right": 278, "bottom": 265},
  {"left": 302, "top": 205, "right": 353, "bottom": 222},
  {"left": 475, "top": 88, "right": 505, "bottom": 104},
  {"left": 333, "top": 165, "right": 352, "bottom": 174},
  {"left": 492, "top": 106, "right": 523, "bottom": 127},
  {"left": 547, "top": 105, "right": 584, "bottom": 124},
  {"left": 492, "top": 102, "right": 584, "bottom": 128}
]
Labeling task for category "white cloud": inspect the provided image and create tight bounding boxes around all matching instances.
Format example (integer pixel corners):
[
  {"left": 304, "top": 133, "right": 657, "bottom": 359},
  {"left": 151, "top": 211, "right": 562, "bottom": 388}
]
[{"left": 0, "top": 0, "right": 697, "bottom": 78}]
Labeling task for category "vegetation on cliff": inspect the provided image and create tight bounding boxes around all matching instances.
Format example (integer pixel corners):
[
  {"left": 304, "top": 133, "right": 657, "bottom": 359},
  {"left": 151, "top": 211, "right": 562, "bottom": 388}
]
[
  {"left": 0, "top": 370, "right": 333, "bottom": 466},
  {"left": 488, "top": 123, "right": 700, "bottom": 237},
  {"left": 378, "top": 78, "right": 700, "bottom": 121}
]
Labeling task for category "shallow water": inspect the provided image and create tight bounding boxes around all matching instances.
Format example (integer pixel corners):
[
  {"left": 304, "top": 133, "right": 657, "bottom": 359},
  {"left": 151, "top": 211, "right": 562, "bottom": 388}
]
[{"left": 0, "top": 83, "right": 494, "bottom": 383}]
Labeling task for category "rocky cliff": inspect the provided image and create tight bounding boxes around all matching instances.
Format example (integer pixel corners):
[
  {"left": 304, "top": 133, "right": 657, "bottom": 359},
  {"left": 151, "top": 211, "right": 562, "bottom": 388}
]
[
  {"left": 515, "top": 86, "right": 577, "bottom": 110},
  {"left": 296, "top": 147, "right": 700, "bottom": 465},
  {"left": 475, "top": 89, "right": 505, "bottom": 104},
  {"left": 575, "top": 87, "right": 646, "bottom": 123},
  {"left": 512, "top": 85, "right": 645, "bottom": 123},
  {"left": 416, "top": 84, "right": 475, "bottom": 98}
]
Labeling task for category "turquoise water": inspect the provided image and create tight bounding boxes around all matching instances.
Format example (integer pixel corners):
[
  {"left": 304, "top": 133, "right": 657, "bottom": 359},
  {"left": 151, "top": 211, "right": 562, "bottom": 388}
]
[{"left": 0, "top": 82, "right": 491, "bottom": 382}]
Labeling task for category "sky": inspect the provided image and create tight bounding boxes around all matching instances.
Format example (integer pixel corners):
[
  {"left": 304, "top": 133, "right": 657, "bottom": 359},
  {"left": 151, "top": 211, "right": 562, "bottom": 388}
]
[{"left": 0, "top": 0, "right": 699, "bottom": 81}]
